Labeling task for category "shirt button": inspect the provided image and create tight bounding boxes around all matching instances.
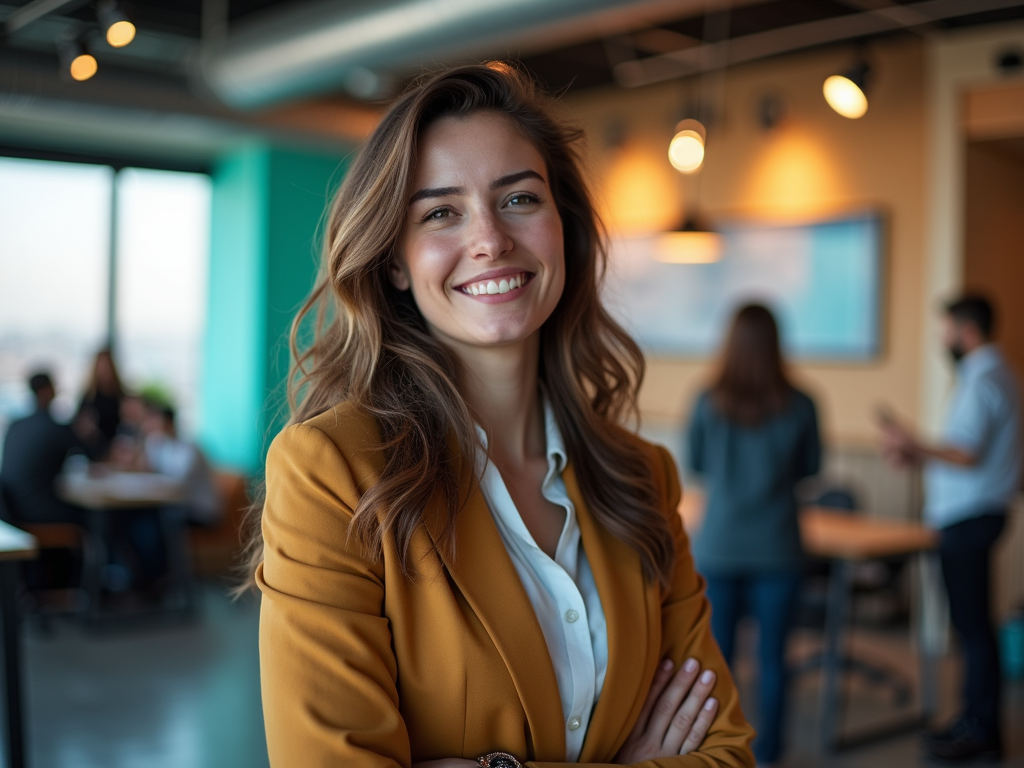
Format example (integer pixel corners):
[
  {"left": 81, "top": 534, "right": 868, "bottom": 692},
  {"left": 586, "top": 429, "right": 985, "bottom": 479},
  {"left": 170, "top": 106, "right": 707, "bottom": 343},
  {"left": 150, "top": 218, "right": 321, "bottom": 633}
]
[
  {"left": 565, "top": 609, "right": 579, "bottom": 623},
  {"left": 567, "top": 716, "right": 582, "bottom": 731}
]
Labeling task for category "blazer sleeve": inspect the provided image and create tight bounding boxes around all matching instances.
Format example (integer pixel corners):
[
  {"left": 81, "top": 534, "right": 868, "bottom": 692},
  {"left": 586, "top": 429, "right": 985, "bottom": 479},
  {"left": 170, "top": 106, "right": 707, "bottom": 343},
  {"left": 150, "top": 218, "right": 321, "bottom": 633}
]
[
  {"left": 257, "top": 423, "right": 411, "bottom": 768},
  {"left": 529, "top": 447, "right": 755, "bottom": 768}
]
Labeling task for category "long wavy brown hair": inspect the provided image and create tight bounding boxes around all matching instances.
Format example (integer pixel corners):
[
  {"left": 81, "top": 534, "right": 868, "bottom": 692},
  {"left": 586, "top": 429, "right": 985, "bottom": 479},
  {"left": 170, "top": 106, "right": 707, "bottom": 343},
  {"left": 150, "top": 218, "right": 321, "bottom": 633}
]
[
  {"left": 239, "top": 62, "right": 674, "bottom": 588},
  {"left": 711, "top": 303, "right": 794, "bottom": 426}
]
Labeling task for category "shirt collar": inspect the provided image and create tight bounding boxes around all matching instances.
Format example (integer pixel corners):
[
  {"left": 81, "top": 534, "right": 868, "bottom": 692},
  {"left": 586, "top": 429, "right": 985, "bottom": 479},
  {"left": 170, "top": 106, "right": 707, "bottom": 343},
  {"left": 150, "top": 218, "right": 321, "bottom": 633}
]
[{"left": 959, "top": 343, "right": 1001, "bottom": 378}]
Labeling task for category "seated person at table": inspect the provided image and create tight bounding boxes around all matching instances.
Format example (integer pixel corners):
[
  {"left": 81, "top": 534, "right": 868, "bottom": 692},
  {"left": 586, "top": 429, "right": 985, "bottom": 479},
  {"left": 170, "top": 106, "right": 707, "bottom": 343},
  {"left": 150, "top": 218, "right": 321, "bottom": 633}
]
[
  {"left": 0, "top": 371, "right": 98, "bottom": 524},
  {"left": 75, "top": 347, "right": 126, "bottom": 457},
  {"left": 138, "top": 401, "right": 220, "bottom": 527}
]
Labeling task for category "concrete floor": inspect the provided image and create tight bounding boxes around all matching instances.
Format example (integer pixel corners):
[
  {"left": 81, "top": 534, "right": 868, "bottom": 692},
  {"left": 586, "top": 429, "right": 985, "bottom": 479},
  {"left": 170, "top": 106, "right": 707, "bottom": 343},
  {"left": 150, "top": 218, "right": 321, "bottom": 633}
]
[{"left": 18, "top": 586, "right": 1024, "bottom": 767}]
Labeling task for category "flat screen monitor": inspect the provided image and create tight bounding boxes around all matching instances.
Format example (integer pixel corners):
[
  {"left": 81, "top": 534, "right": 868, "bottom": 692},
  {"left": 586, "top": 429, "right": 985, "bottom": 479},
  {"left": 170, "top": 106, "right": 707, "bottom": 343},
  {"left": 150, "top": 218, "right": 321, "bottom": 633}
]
[{"left": 603, "top": 212, "right": 884, "bottom": 361}]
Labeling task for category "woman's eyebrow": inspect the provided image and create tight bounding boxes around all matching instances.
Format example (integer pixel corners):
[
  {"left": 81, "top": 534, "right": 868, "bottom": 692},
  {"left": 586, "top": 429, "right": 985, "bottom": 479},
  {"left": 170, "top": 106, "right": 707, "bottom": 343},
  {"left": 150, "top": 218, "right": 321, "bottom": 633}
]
[
  {"left": 407, "top": 170, "right": 545, "bottom": 205},
  {"left": 409, "top": 185, "right": 464, "bottom": 204},
  {"left": 490, "top": 169, "right": 545, "bottom": 189}
]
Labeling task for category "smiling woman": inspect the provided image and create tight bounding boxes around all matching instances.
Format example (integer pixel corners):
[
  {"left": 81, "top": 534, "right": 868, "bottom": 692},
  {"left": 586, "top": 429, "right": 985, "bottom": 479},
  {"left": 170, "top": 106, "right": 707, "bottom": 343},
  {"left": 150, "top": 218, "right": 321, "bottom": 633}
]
[{"left": 244, "top": 63, "right": 755, "bottom": 768}]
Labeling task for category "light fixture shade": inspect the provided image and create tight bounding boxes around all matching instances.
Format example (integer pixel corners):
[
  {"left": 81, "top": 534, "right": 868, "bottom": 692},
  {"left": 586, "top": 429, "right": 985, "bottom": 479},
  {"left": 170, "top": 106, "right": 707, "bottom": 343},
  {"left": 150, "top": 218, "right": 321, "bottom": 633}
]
[
  {"left": 668, "top": 118, "right": 707, "bottom": 174},
  {"left": 655, "top": 215, "right": 723, "bottom": 263},
  {"left": 98, "top": 1, "right": 136, "bottom": 47},
  {"left": 823, "top": 62, "right": 869, "bottom": 119}
]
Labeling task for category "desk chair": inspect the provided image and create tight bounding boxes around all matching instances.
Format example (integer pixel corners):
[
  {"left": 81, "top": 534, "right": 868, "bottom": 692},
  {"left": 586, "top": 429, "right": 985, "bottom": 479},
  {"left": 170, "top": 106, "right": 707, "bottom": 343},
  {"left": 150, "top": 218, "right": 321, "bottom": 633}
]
[
  {"left": 0, "top": 485, "right": 98, "bottom": 620},
  {"left": 793, "top": 487, "right": 912, "bottom": 707}
]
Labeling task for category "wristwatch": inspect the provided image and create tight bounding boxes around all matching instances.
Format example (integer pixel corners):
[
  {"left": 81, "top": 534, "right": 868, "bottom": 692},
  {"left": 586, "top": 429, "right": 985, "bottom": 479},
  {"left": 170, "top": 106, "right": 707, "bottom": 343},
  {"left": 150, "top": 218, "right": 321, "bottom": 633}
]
[{"left": 477, "top": 751, "right": 523, "bottom": 768}]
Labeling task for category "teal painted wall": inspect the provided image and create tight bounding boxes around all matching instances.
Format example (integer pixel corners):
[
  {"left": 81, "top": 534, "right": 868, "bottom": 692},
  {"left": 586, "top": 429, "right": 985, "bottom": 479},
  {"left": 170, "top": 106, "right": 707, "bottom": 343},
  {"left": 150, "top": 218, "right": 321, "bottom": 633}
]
[{"left": 200, "top": 143, "right": 348, "bottom": 474}]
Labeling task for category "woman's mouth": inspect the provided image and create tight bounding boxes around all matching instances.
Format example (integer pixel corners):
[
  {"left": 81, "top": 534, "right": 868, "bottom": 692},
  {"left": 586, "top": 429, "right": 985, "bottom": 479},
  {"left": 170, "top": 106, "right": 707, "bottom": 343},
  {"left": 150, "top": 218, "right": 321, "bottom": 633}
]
[{"left": 457, "top": 272, "right": 532, "bottom": 296}]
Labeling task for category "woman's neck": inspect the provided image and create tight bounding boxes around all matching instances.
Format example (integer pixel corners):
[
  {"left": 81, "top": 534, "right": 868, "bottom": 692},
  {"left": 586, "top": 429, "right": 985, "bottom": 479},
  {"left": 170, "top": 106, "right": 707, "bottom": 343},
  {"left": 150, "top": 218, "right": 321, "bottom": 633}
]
[{"left": 455, "top": 333, "right": 545, "bottom": 465}]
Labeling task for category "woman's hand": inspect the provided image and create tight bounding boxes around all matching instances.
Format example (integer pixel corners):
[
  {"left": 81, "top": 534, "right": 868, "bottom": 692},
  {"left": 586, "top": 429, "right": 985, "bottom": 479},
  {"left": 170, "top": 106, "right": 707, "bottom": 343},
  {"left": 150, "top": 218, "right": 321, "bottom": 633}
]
[{"left": 614, "top": 658, "right": 719, "bottom": 763}]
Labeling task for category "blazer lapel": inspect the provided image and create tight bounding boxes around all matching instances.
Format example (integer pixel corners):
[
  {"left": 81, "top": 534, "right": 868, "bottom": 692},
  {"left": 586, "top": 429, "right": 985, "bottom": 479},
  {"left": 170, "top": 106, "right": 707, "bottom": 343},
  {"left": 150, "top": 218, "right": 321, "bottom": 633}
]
[
  {"left": 563, "top": 463, "right": 658, "bottom": 762},
  {"left": 422, "top": 475, "right": 566, "bottom": 760}
]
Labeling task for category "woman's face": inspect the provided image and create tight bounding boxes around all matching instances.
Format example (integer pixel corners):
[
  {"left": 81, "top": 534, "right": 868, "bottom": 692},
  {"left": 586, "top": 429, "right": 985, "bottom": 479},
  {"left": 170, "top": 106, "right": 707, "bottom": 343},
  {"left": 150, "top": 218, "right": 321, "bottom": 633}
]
[{"left": 392, "top": 110, "right": 565, "bottom": 353}]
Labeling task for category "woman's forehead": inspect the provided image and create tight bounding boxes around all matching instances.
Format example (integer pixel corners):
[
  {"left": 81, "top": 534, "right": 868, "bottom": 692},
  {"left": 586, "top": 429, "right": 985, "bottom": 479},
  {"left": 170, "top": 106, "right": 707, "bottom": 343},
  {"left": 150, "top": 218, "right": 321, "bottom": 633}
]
[{"left": 411, "top": 111, "right": 547, "bottom": 187}]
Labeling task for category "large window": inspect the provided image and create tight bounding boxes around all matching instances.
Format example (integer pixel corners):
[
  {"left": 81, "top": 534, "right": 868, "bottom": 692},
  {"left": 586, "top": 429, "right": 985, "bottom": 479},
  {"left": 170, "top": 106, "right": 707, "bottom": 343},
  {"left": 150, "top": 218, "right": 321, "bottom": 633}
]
[
  {"left": 115, "top": 168, "right": 211, "bottom": 437},
  {"left": 0, "top": 156, "right": 210, "bottom": 455}
]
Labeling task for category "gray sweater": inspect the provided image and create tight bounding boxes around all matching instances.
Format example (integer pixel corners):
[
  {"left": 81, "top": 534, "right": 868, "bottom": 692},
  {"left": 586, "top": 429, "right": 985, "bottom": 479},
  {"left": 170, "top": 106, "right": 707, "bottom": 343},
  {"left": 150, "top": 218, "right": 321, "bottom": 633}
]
[{"left": 686, "top": 388, "right": 821, "bottom": 574}]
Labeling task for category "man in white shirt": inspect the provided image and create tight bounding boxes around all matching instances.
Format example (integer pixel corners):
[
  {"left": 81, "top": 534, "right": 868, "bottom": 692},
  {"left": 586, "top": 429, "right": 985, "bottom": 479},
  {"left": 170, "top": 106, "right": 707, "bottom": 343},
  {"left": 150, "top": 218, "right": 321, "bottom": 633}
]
[
  {"left": 141, "top": 403, "right": 221, "bottom": 527},
  {"left": 881, "top": 295, "right": 1021, "bottom": 762}
]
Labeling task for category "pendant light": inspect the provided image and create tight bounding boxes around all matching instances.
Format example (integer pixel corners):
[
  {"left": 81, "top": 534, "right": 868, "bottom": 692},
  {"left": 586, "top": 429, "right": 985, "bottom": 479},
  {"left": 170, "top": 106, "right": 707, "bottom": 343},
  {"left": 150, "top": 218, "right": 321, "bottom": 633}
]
[
  {"left": 656, "top": 5, "right": 729, "bottom": 264},
  {"left": 823, "top": 60, "right": 870, "bottom": 119}
]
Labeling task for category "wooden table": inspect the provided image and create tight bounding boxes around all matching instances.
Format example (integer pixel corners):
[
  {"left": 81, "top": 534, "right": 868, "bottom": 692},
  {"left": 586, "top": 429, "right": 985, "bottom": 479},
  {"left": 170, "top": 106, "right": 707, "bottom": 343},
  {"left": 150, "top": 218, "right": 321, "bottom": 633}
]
[
  {"left": 0, "top": 520, "right": 38, "bottom": 768},
  {"left": 680, "top": 492, "right": 939, "bottom": 752},
  {"left": 57, "top": 472, "right": 190, "bottom": 619}
]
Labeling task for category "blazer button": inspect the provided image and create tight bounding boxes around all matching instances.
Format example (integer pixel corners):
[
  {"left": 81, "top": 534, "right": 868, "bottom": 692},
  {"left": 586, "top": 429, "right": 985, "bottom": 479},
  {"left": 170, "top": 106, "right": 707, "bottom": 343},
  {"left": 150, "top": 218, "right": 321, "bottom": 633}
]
[
  {"left": 565, "top": 609, "right": 579, "bottom": 623},
  {"left": 568, "top": 717, "right": 582, "bottom": 731}
]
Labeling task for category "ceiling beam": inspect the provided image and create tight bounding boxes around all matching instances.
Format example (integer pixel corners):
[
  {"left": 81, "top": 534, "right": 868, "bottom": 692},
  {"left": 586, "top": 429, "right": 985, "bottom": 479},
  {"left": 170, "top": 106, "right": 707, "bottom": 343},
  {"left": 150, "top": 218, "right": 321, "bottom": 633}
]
[{"left": 3, "top": 0, "right": 85, "bottom": 35}]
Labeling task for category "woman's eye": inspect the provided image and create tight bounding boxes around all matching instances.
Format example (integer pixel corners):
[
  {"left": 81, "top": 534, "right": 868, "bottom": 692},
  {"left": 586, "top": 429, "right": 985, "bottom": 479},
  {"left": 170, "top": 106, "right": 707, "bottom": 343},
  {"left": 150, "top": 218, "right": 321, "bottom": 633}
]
[
  {"left": 424, "top": 207, "right": 451, "bottom": 221},
  {"left": 507, "top": 193, "right": 539, "bottom": 207}
]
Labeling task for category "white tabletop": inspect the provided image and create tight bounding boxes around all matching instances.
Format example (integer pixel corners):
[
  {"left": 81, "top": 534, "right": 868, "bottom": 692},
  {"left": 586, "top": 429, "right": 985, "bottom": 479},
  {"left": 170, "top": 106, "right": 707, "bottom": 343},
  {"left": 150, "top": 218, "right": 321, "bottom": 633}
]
[
  {"left": 0, "top": 521, "right": 38, "bottom": 561},
  {"left": 58, "top": 471, "right": 186, "bottom": 510}
]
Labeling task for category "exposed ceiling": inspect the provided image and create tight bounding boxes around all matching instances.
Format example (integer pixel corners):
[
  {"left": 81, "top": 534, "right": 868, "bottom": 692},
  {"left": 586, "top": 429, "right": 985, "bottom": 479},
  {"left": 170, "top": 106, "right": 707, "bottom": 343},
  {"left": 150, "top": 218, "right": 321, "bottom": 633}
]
[{"left": 1, "top": 0, "right": 1023, "bottom": 164}]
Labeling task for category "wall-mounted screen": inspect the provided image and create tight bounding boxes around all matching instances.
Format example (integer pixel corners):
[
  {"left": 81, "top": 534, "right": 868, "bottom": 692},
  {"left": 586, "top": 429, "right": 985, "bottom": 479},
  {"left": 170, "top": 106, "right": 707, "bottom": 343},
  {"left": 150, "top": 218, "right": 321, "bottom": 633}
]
[{"left": 603, "top": 212, "right": 884, "bottom": 361}]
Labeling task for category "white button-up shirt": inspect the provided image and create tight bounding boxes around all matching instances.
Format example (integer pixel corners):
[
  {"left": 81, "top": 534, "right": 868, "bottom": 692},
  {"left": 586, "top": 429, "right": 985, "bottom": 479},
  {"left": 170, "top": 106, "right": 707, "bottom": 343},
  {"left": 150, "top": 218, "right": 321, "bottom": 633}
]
[{"left": 475, "top": 399, "right": 608, "bottom": 762}]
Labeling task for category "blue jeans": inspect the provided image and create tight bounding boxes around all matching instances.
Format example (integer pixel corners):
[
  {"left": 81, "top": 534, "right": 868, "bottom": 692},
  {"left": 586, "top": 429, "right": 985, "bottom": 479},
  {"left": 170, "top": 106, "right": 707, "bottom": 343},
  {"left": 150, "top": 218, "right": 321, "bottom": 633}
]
[{"left": 705, "top": 570, "right": 801, "bottom": 765}]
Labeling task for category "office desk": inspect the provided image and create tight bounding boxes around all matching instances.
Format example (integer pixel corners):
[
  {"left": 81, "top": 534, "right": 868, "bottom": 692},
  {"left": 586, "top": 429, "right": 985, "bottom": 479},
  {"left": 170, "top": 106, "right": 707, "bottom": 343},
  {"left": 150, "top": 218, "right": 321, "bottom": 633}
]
[
  {"left": 57, "top": 472, "right": 190, "bottom": 618},
  {"left": 680, "top": 492, "right": 939, "bottom": 752},
  {"left": 0, "top": 521, "right": 38, "bottom": 768}
]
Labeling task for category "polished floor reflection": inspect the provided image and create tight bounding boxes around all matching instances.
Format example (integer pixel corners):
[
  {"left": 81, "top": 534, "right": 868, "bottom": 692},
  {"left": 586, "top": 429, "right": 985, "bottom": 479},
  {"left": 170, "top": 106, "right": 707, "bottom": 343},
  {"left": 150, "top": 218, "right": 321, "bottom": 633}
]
[{"left": 24, "top": 587, "right": 268, "bottom": 768}]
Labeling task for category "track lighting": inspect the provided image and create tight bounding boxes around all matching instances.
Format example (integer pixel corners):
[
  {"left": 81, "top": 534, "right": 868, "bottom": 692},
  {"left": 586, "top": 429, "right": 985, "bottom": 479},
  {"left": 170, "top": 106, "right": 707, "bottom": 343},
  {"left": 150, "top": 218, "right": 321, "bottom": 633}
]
[
  {"left": 823, "top": 61, "right": 870, "bottom": 119},
  {"left": 668, "top": 119, "right": 706, "bottom": 174},
  {"left": 98, "top": 0, "right": 136, "bottom": 48},
  {"left": 58, "top": 36, "right": 98, "bottom": 81}
]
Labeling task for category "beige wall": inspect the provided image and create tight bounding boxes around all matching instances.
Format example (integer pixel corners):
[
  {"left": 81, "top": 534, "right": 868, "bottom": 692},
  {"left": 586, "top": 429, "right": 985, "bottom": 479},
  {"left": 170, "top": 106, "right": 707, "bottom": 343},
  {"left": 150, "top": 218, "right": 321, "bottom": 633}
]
[
  {"left": 562, "top": 39, "right": 929, "bottom": 443},
  {"left": 964, "top": 140, "right": 1024, "bottom": 388}
]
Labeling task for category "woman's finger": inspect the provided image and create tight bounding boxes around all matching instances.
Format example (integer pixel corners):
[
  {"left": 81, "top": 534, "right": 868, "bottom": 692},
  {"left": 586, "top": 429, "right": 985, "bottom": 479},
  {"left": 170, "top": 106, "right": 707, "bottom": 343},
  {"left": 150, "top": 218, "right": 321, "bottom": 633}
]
[
  {"left": 660, "top": 669, "right": 717, "bottom": 754},
  {"left": 629, "top": 659, "right": 678, "bottom": 739},
  {"left": 679, "top": 698, "right": 719, "bottom": 756},
  {"left": 645, "top": 658, "right": 702, "bottom": 741}
]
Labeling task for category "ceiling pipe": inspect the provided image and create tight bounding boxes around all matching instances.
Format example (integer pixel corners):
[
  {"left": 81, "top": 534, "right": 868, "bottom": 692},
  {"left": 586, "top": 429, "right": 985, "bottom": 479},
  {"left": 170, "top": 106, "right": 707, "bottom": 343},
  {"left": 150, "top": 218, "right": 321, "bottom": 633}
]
[
  {"left": 614, "top": 0, "right": 1024, "bottom": 88},
  {"left": 199, "top": 0, "right": 760, "bottom": 109}
]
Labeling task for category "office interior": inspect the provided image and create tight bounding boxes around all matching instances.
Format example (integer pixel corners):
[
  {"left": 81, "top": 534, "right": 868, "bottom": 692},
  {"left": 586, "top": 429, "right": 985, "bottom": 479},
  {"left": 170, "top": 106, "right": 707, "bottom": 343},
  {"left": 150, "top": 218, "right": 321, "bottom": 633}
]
[{"left": 0, "top": 1, "right": 1023, "bottom": 766}]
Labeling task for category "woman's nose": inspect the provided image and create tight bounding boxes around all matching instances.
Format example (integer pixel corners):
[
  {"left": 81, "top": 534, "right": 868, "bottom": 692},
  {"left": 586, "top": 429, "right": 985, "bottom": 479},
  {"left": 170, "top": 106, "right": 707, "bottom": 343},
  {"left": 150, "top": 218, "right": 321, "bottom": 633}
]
[{"left": 467, "top": 210, "right": 513, "bottom": 261}]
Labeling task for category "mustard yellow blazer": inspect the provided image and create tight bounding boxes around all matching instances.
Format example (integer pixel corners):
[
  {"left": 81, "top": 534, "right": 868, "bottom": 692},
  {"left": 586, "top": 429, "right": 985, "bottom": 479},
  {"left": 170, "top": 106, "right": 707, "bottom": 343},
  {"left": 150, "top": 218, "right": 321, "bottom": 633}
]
[{"left": 257, "top": 402, "right": 755, "bottom": 767}]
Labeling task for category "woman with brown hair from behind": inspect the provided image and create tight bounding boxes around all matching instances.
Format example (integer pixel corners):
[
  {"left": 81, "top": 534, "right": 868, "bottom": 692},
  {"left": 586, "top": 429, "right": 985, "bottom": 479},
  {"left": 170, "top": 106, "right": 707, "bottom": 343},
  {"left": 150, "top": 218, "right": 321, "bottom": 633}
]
[
  {"left": 686, "top": 304, "right": 822, "bottom": 767},
  {"left": 248, "top": 62, "right": 754, "bottom": 768}
]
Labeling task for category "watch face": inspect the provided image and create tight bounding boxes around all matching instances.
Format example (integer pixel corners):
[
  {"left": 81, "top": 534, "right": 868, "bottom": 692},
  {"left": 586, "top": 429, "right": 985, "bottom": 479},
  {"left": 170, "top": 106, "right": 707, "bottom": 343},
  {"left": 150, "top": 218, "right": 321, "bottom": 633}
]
[{"left": 490, "top": 758, "right": 518, "bottom": 768}]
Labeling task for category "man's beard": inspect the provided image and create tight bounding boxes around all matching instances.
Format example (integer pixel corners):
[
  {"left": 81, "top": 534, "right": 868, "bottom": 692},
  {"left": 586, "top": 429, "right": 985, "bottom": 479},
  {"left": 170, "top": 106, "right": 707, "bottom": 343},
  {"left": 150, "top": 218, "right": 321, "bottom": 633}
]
[{"left": 948, "top": 342, "right": 966, "bottom": 363}]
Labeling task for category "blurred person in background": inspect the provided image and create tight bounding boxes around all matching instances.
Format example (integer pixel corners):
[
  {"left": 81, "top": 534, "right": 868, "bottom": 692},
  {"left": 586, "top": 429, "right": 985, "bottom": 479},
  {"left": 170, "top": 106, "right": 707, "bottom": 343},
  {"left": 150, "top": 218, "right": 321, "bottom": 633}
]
[
  {"left": 0, "top": 371, "right": 98, "bottom": 524},
  {"left": 879, "top": 295, "right": 1021, "bottom": 762},
  {"left": 686, "top": 304, "right": 821, "bottom": 768},
  {"left": 138, "top": 399, "right": 220, "bottom": 527},
  {"left": 76, "top": 347, "right": 125, "bottom": 456}
]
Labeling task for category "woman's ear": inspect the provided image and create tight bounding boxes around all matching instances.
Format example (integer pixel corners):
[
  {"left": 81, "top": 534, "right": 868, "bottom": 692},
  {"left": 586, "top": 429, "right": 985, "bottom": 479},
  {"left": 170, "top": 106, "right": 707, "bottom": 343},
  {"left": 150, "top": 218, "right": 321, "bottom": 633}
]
[{"left": 388, "top": 258, "right": 411, "bottom": 291}]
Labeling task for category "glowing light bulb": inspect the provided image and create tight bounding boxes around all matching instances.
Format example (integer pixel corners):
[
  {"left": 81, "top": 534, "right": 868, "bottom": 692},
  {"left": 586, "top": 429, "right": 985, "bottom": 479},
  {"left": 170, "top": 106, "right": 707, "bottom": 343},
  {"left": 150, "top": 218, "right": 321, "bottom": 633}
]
[
  {"left": 668, "top": 130, "right": 705, "bottom": 173},
  {"left": 106, "top": 19, "right": 136, "bottom": 47},
  {"left": 823, "top": 75, "right": 868, "bottom": 119},
  {"left": 70, "top": 53, "right": 98, "bottom": 81}
]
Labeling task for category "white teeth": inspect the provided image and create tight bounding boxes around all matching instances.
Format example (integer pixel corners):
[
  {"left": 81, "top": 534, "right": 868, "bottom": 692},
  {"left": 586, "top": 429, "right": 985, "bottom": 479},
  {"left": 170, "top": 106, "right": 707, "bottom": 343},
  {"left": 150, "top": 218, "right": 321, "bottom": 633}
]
[{"left": 462, "top": 273, "right": 527, "bottom": 296}]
